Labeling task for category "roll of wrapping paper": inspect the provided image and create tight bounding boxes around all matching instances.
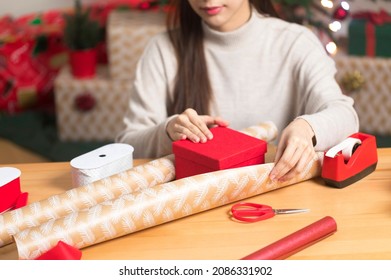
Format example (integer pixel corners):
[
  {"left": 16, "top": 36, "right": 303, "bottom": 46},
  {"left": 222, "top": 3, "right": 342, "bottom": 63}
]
[
  {"left": 13, "top": 153, "right": 322, "bottom": 259},
  {"left": 241, "top": 216, "right": 337, "bottom": 260},
  {"left": 240, "top": 121, "right": 278, "bottom": 142},
  {"left": 0, "top": 155, "right": 175, "bottom": 247},
  {"left": 0, "top": 123, "right": 277, "bottom": 248}
]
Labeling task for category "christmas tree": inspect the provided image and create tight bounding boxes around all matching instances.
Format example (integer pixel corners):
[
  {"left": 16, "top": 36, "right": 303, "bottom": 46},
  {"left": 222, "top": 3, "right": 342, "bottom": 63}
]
[{"left": 274, "top": 0, "right": 350, "bottom": 54}]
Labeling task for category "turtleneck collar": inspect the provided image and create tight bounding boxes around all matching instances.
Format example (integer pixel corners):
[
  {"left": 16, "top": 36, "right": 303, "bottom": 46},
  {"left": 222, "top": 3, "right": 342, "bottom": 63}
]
[{"left": 202, "top": 8, "right": 264, "bottom": 50}]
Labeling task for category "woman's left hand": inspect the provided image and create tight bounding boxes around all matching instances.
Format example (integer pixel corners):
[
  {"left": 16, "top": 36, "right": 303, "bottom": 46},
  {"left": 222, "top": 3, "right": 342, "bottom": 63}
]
[{"left": 270, "top": 118, "right": 316, "bottom": 182}]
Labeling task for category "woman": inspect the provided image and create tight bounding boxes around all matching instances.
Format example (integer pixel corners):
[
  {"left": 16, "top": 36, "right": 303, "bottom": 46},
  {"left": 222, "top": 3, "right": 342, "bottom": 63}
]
[{"left": 116, "top": 0, "right": 359, "bottom": 182}]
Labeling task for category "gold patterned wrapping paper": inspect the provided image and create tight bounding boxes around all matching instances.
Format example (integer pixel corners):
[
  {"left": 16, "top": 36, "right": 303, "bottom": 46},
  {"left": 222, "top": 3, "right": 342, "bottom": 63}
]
[
  {"left": 54, "top": 66, "right": 132, "bottom": 141},
  {"left": 14, "top": 153, "right": 322, "bottom": 259},
  {"left": 334, "top": 55, "right": 391, "bottom": 135},
  {"left": 0, "top": 155, "right": 175, "bottom": 248},
  {"left": 241, "top": 121, "right": 278, "bottom": 142}
]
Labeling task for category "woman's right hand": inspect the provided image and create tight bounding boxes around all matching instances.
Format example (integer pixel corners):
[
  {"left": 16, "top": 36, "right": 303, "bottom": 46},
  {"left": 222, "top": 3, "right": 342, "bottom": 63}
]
[{"left": 166, "top": 108, "right": 229, "bottom": 143}]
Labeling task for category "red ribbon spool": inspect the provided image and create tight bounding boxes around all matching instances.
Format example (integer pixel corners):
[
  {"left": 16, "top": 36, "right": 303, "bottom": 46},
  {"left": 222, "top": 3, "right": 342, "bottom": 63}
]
[{"left": 0, "top": 167, "right": 28, "bottom": 213}]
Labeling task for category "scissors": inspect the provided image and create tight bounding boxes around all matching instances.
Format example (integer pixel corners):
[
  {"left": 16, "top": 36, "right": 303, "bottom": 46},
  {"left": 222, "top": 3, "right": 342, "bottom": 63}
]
[{"left": 231, "top": 202, "right": 309, "bottom": 223}]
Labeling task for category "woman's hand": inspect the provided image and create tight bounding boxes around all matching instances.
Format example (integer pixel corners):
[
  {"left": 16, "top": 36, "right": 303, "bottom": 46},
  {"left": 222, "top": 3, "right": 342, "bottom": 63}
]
[
  {"left": 166, "top": 108, "right": 229, "bottom": 142},
  {"left": 270, "top": 118, "right": 316, "bottom": 182}
]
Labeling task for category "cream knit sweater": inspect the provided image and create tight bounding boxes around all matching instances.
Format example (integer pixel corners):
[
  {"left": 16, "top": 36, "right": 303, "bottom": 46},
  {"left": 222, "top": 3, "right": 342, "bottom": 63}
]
[{"left": 116, "top": 10, "right": 359, "bottom": 158}]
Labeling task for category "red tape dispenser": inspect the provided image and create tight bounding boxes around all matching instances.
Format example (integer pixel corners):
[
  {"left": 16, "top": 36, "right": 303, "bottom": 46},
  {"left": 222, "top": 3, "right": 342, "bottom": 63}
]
[{"left": 321, "top": 133, "right": 378, "bottom": 188}]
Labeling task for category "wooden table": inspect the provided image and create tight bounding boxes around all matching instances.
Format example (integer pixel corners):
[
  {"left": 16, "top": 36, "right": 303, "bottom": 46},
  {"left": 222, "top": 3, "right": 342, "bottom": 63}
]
[{"left": 1, "top": 149, "right": 391, "bottom": 260}]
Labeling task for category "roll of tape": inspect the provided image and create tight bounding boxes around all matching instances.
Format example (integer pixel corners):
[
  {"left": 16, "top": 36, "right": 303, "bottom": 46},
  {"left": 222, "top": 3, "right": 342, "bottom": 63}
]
[
  {"left": 325, "top": 137, "right": 362, "bottom": 161},
  {"left": 70, "top": 143, "right": 134, "bottom": 187},
  {"left": 0, "top": 167, "right": 22, "bottom": 214}
]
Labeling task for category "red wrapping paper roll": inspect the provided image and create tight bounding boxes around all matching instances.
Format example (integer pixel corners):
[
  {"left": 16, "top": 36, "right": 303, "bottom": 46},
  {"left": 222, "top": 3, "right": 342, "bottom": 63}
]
[
  {"left": 241, "top": 216, "right": 337, "bottom": 260},
  {"left": 35, "top": 241, "right": 82, "bottom": 260}
]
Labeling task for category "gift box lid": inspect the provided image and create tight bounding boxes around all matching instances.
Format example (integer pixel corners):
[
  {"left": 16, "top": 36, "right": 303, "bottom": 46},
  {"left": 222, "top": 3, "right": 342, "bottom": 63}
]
[{"left": 172, "top": 126, "right": 267, "bottom": 170}]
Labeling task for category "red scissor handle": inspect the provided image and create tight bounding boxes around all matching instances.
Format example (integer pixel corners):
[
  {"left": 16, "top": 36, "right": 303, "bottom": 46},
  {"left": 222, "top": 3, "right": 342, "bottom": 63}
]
[{"left": 231, "top": 202, "right": 275, "bottom": 223}]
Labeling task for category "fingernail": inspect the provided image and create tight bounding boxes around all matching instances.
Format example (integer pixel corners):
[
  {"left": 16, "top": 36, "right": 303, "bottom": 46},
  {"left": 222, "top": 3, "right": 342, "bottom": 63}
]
[
  {"left": 278, "top": 177, "right": 286, "bottom": 182},
  {"left": 201, "top": 137, "right": 207, "bottom": 143}
]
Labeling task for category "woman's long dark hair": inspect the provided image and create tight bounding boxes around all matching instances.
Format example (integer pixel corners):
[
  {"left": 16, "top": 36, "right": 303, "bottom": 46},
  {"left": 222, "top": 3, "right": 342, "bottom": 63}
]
[{"left": 166, "top": 0, "right": 279, "bottom": 115}]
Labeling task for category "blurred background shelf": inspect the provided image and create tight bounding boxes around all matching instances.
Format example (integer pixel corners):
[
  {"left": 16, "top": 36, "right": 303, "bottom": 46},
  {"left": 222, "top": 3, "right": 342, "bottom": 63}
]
[{"left": 0, "top": 110, "right": 108, "bottom": 164}]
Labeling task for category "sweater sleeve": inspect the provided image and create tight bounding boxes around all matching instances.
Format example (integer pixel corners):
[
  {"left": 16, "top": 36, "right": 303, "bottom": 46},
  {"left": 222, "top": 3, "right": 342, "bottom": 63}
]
[
  {"left": 291, "top": 28, "right": 359, "bottom": 151},
  {"left": 115, "top": 34, "right": 177, "bottom": 158}
]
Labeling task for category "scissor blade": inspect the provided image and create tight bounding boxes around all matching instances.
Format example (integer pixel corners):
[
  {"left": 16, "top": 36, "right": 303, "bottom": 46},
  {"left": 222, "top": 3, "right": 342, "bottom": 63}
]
[{"left": 274, "top": 208, "right": 310, "bottom": 215}]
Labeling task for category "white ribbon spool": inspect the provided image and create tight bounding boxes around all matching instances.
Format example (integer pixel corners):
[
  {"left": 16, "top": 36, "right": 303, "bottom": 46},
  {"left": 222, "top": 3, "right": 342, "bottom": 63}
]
[
  {"left": 70, "top": 143, "right": 134, "bottom": 187},
  {"left": 0, "top": 167, "right": 21, "bottom": 188},
  {"left": 325, "top": 137, "right": 362, "bottom": 161}
]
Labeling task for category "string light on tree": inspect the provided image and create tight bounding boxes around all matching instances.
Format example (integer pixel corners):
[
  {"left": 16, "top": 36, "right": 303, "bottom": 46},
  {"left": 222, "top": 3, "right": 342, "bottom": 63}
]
[
  {"left": 321, "top": 0, "right": 334, "bottom": 9},
  {"left": 326, "top": 41, "right": 338, "bottom": 55},
  {"left": 329, "top": 20, "right": 342, "bottom": 32},
  {"left": 319, "top": 0, "right": 350, "bottom": 54}
]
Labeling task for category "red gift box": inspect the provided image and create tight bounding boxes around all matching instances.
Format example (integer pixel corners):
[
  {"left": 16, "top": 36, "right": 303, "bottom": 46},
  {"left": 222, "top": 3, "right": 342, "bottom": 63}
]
[
  {"left": 172, "top": 126, "right": 267, "bottom": 179},
  {"left": 349, "top": 10, "right": 391, "bottom": 57}
]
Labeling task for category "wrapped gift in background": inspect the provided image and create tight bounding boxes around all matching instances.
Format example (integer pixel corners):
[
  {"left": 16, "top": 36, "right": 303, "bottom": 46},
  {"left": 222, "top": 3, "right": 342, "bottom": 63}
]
[
  {"left": 0, "top": 11, "right": 68, "bottom": 113},
  {"left": 0, "top": 4, "right": 140, "bottom": 113},
  {"left": 173, "top": 126, "right": 268, "bottom": 179},
  {"left": 348, "top": 10, "right": 391, "bottom": 58},
  {"left": 54, "top": 66, "right": 132, "bottom": 141},
  {"left": 334, "top": 55, "right": 391, "bottom": 135},
  {"left": 107, "top": 9, "right": 165, "bottom": 80}
]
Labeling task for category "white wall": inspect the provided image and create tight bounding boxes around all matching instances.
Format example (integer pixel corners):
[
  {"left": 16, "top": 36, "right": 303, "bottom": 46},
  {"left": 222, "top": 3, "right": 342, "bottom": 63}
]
[
  {"left": 1, "top": 1, "right": 97, "bottom": 17},
  {"left": 348, "top": 0, "right": 391, "bottom": 13}
]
